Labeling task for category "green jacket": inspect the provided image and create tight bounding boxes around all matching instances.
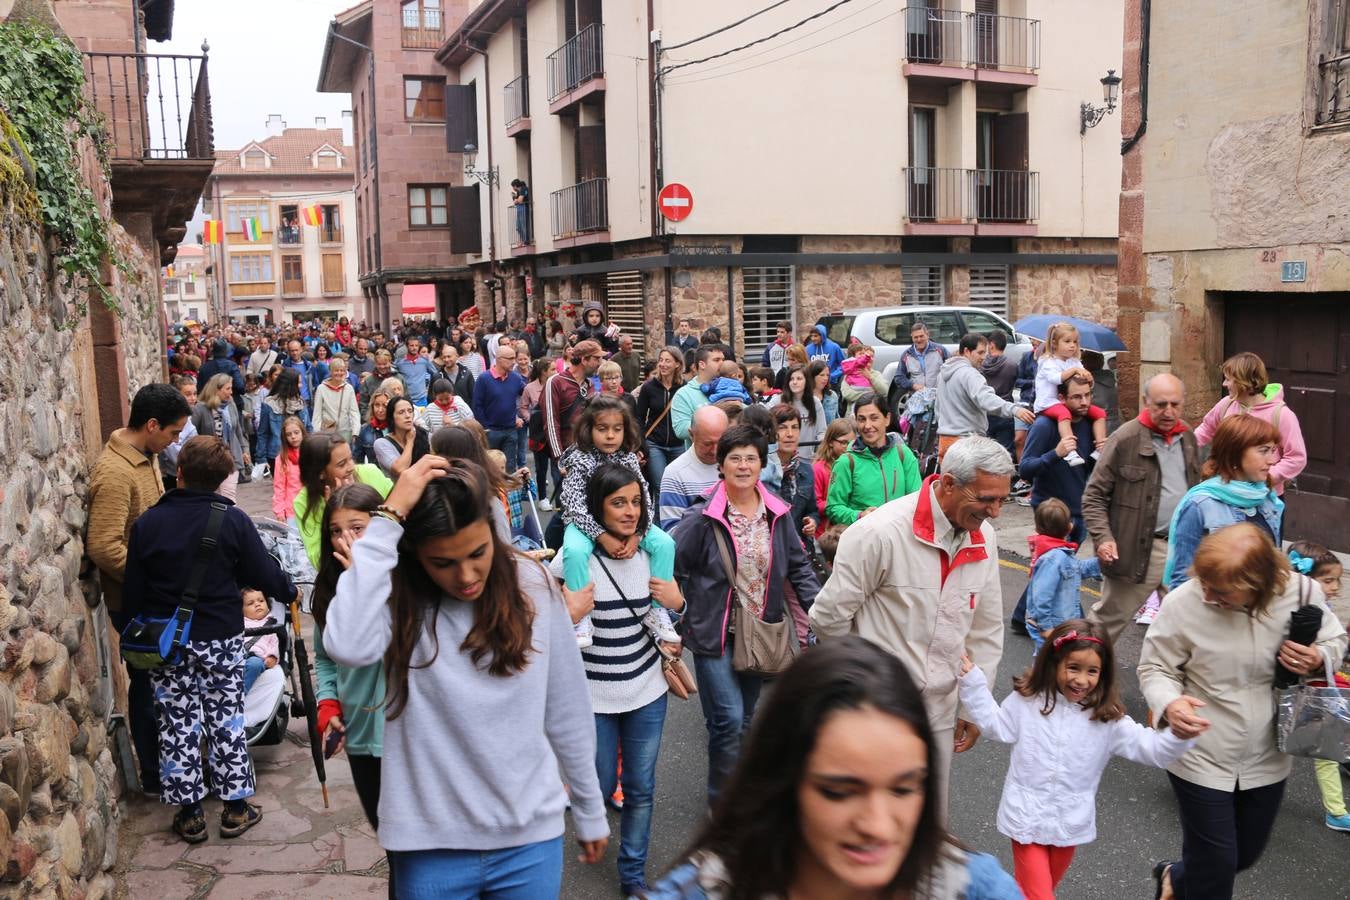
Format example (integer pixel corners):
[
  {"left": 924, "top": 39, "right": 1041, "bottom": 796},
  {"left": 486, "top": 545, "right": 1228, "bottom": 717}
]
[
  {"left": 314, "top": 622, "right": 385, "bottom": 757},
  {"left": 293, "top": 463, "right": 393, "bottom": 568},
  {"left": 826, "top": 435, "right": 922, "bottom": 525}
]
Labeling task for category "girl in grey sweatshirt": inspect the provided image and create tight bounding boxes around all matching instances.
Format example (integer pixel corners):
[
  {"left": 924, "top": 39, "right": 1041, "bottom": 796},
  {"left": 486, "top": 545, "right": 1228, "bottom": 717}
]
[{"left": 323, "top": 455, "right": 609, "bottom": 893}]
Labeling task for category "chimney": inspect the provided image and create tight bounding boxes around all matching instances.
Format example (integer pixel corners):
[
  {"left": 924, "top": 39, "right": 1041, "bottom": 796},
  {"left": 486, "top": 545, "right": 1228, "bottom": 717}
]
[
  {"left": 341, "top": 110, "right": 354, "bottom": 145},
  {"left": 265, "top": 113, "right": 286, "bottom": 135},
  {"left": 315, "top": 116, "right": 327, "bottom": 129}
]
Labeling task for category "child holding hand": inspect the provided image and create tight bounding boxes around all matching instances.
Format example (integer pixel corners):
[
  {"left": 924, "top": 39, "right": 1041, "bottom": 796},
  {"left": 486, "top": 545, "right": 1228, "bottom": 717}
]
[
  {"left": 1035, "top": 322, "right": 1107, "bottom": 467},
  {"left": 958, "top": 620, "right": 1202, "bottom": 900}
]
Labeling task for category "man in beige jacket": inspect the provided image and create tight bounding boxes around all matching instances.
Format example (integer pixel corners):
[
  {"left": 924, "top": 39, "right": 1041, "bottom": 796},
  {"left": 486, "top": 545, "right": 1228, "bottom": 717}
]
[
  {"left": 87, "top": 383, "right": 191, "bottom": 795},
  {"left": 810, "top": 436, "right": 1010, "bottom": 821}
]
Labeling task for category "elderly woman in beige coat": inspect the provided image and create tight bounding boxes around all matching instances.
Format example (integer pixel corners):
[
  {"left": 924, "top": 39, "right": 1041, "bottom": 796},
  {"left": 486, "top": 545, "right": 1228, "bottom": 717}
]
[{"left": 1139, "top": 524, "right": 1346, "bottom": 900}]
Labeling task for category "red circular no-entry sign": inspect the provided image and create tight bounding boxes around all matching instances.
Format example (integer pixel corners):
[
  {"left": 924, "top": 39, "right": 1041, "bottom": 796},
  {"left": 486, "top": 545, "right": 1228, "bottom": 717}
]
[{"left": 658, "top": 182, "right": 694, "bottom": 222}]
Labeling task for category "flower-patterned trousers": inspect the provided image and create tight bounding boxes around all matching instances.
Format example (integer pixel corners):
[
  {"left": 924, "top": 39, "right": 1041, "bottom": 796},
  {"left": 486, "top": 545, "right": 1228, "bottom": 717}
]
[{"left": 150, "top": 637, "right": 256, "bottom": 806}]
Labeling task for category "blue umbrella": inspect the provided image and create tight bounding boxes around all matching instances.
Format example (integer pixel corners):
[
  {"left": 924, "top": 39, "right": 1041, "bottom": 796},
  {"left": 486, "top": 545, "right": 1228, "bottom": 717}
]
[{"left": 1012, "top": 314, "right": 1128, "bottom": 353}]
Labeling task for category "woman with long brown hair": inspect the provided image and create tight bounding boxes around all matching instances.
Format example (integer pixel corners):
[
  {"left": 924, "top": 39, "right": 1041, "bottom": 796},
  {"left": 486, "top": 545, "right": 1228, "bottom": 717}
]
[
  {"left": 294, "top": 432, "right": 392, "bottom": 568},
  {"left": 636, "top": 345, "right": 687, "bottom": 496},
  {"left": 322, "top": 456, "right": 609, "bottom": 895}
]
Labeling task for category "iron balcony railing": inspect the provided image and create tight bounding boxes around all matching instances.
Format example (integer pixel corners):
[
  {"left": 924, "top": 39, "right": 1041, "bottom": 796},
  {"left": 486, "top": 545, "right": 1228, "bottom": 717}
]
[
  {"left": 401, "top": 3, "right": 443, "bottom": 49},
  {"left": 901, "top": 9, "right": 1040, "bottom": 71},
  {"left": 967, "top": 13, "right": 1040, "bottom": 71},
  {"left": 902, "top": 6, "right": 964, "bottom": 65},
  {"left": 551, "top": 179, "right": 608, "bottom": 238},
  {"left": 278, "top": 223, "right": 302, "bottom": 245},
  {"left": 508, "top": 200, "right": 534, "bottom": 247},
  {"left": 903, "top": 167, "right": 1039, "bottom": 224},
  {"left": 82, "top": 50, "right": 213, "bottom": 161},
  {"left": 504, "top": 74, "right": 529, "bottom": 126},
  {"left": 1316, "top": 51, "right": 1350, "bottom": 125},
  {"left": 546, "top": 23, "right": 604, "bottom": 101}
]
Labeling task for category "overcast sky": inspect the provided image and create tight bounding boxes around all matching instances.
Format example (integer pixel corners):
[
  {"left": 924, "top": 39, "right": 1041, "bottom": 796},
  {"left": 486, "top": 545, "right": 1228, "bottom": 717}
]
[{"left": 159, "top": 0, "right": 356, "bottom": 152}]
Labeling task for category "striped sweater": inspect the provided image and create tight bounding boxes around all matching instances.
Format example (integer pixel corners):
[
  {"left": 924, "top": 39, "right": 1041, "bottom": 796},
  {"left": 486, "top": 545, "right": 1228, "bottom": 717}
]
[{"left": 553, "top": 551, "right": 668, "bottom": 715}]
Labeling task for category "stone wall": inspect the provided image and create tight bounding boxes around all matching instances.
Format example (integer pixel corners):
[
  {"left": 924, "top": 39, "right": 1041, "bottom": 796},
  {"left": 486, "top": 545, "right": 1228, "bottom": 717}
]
[
  {"left": 1010, "top": 237, "right": 1120, "bottom": 326},
  {"left": 796, "top": 236, "right": 903, "bottom": 332},
  {"left": 0, "top": 113, "right": 164, "bottom": 897}
]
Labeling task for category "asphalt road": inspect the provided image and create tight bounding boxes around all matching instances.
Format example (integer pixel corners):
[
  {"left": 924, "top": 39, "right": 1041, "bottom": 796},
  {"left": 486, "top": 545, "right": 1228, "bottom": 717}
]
[{"left": 559, "top": 556, "right": 1350, "bottom": 900}]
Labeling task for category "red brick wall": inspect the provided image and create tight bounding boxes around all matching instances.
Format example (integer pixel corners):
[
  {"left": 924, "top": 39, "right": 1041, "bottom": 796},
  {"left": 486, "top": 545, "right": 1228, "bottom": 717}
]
[{"left": 1115, "top": 0, "right": 1145, "bottom": 417}]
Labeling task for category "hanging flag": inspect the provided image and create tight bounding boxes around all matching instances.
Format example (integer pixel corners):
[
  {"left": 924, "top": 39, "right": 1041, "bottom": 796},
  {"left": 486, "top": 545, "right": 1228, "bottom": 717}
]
[
  {"left": 165, "top": 264, "right": 174, "bottom": 278},
  {"left": 301, "top": 205, "right": 322, "bottom": 227},
  {"left": 243, "top": 217, "right": 263, "bottom": 241},
  {"left": 202, "top": 220, "right": 223, "bottom": 243}
]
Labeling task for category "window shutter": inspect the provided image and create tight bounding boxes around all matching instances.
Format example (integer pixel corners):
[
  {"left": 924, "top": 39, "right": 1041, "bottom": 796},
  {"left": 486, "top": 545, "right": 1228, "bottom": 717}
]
[
  {"left": 322, "top": 254, "right": 344, "bottom": 293},
  {"left": 449, "top": 185, "right": 482, "bottom": 254},
  {"left": 445, "top": 84, "right": 479, "bottom": 154}
]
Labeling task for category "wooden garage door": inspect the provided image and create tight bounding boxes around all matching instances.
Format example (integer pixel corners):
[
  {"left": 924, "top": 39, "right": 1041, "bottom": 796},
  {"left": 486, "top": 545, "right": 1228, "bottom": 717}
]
[{"left": 1224, "top": 293, "right": 1350, "bottom": 551}]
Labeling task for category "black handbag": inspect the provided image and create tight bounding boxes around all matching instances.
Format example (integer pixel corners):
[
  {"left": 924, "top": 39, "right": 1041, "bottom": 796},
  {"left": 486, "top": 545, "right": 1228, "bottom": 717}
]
[{"left": 119, "top": 502, "right": 227, "bottom": 670}]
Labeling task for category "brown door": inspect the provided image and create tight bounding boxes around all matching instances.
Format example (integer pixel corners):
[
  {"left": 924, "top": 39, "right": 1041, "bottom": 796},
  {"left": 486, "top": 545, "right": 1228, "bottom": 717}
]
[
  {"left": 1224, "top": 293, "right": 1350, "bottom": 550},
  {"left": 974, "top": 0, "right": 999, "bottom": 67},
  {"left": 908, "top": 107, "right": 937, "bottom": 220},
  {"left": 983, "top": 112, "right": 1028, "bottom": 221}
]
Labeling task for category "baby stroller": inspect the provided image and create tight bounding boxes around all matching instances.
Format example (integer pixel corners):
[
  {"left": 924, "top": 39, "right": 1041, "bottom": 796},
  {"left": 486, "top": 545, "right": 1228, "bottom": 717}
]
[
  {"left": 899, "top": 387, "right": 940, "bottom": 478},
  {"left": 244, "top": 518, "right": 318, "bottom": 751}
]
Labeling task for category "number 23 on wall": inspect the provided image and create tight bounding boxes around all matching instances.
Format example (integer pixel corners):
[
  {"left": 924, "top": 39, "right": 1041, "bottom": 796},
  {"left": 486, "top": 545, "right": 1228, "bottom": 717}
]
[{"left": 1260, "top": 250, "right": 1278, "bottom": 262}]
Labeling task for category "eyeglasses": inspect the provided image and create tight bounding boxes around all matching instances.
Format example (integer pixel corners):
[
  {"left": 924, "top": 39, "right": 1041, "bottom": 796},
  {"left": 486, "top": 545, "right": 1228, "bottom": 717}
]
[{"left": 723, "top": 454, "right": 761, "bottom": 467}]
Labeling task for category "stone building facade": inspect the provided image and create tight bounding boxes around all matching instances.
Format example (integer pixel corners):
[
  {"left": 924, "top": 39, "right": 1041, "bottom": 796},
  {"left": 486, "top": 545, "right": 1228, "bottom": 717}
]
[{"left": 1116, "top": 0, "right": 1350, "bottom": 548}]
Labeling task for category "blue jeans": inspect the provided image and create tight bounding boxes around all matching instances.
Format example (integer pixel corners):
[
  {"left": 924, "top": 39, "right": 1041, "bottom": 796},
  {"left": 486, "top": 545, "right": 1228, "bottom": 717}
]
[
  {"left": 514, "top": 425, "right": 529, "bottom": 470},
  {"left": 486, "top": 427, "right": 519, "bottom": 471},
  {"left": 595, "top": 694, "right": 668, "bottom": 888},
  {"left": 390, "top": 836, "right": 563, "bottom": 899},
  {"left": 693, "top": 648, "right": 764, "bottom": 808},
  {"left": 242, "top": 655, "right": 266, "bottom": 694},
  {"left": 645, "top": 443, "right": 685, "bottom": 500}
]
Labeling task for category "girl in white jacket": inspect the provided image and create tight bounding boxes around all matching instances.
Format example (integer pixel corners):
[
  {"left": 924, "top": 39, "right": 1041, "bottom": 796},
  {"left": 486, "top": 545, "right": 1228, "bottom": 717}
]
[{"left": 957, "top": 620, "right": 1201, "bottom": 900}]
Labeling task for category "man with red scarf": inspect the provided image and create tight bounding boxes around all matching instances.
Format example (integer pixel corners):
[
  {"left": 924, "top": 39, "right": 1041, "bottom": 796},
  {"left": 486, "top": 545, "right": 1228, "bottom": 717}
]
[{"left": 1082, "top": 373, "right": 1202, "bottom": 646}]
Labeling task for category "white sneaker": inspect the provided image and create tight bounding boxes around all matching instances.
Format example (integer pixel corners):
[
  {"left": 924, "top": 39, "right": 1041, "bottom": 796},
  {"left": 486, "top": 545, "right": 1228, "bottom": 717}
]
[
  {"left": 644, "top": 606, "right": 681, "bottom": 644},
  {"left": 538, "top": 498, "right": 554, "bottom": 511},
  {"left": 1064, "top": 450, "right": 1086, "bottom": 467},
  {"left": 1090, "top": 449, "right": 1101, "bottom": 461},
  {"left": 574, "top": 615, "right": 594, "bottom": 649}
]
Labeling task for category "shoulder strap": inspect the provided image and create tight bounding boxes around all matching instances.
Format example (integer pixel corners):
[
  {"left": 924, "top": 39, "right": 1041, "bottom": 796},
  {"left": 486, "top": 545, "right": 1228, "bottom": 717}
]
[
  {"left": 711, "top": 525, "right": 737, "bottom": 585},
  {"left": 645, "top": 386, "right": 674, "bottom": 438},
  {"left": 595, "top": 557, "right": 667, "bottom": 658},
  {"left": 166, "top": 501, "right": 228, "bottom": 648}
]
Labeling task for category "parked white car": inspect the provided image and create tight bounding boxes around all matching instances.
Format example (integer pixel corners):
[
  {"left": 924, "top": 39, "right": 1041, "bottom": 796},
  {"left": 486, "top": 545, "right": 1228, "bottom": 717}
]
[{"left": 815, "top": 306, "right": 1033, "bottom": 409}]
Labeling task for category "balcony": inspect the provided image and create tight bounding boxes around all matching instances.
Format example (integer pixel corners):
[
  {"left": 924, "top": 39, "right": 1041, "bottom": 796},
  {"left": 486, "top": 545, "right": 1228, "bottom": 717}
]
[
  {"left": 550, "top": 178, "right": 609, "bottom": 247},
  {"left": 507, "top": 201, "right": 535, "bottom": 253},
  {"left": 901, "top": 8, "right": 1039, "bottom": 89},
  {"left": 82, "top": 49, "right": 215, "bottom": 264},
  {"left": 401, "top": 2, "right": 443, "bottom": 49},
  {"left": 547, "top": 24, "right": 605, "bottom": 113},
  {"left": 902, "top": 167, "right": 1039, "bottom": 236},
  {"left": 277, "top": 225, "right": 302, "bottom": 246},
  {"left": 504, "top": 74, "right": 531, "bottom": 136},
  {"left": 319, "top": 222, "right": 344, "bottom": 244}
]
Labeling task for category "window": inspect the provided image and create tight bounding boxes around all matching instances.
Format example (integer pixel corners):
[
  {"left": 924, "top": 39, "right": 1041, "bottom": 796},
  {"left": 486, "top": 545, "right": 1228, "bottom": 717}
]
[
  {"left": 281, "top": 255, "right": 304, "bottom": 294},
  {"left": 322, "top": 254, "right": 345, "bottom": 294},
  {"left": 408, "top": 184, "right": 448, "bottom": 227},
  {"left": 320, "top": 204, "right": 342, "bottom": 242},
  {"left": 315, "top": 150, "right": 341, "bottom": 169},
  {"left": 278, "top": 204, "right": 300, "bottom": 244},
  {"left": 401, "top": 0, "right": 442, "bottom": 48},
  {"left": 164, "top": 279, "right": 180, "bottom": 294},
  {"left": 902, "top": 265, "right": 945, "bottom": 305},
  {"left": 242, "top": 148, "right": 267, "bottom": 169},
  {"left": 229, "top": 254, "right": 273, "bottom": 282},
  {"left": 226, "top": 202, "right": 271, "bottom": 232},
  {"left": 964, "top": 271, "right": 1011, "bottom": 319},
  {"left": 741, "top": 267, "right": 795, "bottom": 362},
  {"left": 405, "top": 77, "right": 446, "bottom": 121},
  {"left": 1315, "top": 0, "right": 1350, "bottom": 125},
  {"left": 183, "top": 280, "right": 196, "bottom": 295},
  {"left": 875, "top": 310, "right": 961, "bottom": 347}
]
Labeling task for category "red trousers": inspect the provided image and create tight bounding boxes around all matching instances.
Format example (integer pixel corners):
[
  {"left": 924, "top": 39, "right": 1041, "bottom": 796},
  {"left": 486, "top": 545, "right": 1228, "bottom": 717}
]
[{"left": 1011, "top": 841, "right": 1076, "bottom": 900}]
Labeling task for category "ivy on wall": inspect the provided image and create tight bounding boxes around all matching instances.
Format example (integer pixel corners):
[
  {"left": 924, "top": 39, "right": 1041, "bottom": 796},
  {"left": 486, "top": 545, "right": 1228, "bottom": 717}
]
[{"left": 0, "top": 20, "right": 122, "bottom": 321}]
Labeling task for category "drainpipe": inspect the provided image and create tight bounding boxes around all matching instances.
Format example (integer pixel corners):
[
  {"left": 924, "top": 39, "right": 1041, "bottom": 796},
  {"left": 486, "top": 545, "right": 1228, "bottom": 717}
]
[{"left": 462, "top": 37, "right": 502, "bottom": 325}]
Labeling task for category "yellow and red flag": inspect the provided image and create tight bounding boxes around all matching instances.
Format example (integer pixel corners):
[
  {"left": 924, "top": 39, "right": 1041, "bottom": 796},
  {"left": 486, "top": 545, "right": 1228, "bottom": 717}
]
[
  {"left": 302, "top": 205, "right": 322, "bottom": 227},
  {"left": 202, "top": 220, "right": 223, "bottom": 243},
  {"left": 243, "top": 217, "right": 264, "bottom": 241}
]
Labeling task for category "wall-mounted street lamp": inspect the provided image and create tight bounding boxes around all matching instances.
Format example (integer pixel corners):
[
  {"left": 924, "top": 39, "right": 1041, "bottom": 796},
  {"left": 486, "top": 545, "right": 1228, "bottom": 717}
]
[
  {"left": 1080, "top": 69, "right": 1122, "bottom": 134},
  {"left": 463, "top": 143, "right": 499, "bottom": 186}
]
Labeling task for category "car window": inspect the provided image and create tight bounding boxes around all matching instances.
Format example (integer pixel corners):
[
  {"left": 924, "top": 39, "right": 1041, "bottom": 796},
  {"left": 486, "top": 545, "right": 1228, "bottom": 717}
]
[
  {"left": 876, "top": 311, "right": 961, "bottom": 346},
  {"left": 816, "top": 316, "right": 855, "bottom": 347},
  {"left": 958, "top": 310, "right": 1012, "bottom": 340}
]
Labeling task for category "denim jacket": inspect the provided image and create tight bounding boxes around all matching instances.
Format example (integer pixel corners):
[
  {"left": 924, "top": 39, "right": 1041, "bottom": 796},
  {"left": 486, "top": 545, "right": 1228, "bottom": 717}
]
[
  {"left": 1166, "top": 494, "right": 1282, "bottom": 590},
  {"left": 1025, "top": 548, "right": 1102, "bottom": 650}
]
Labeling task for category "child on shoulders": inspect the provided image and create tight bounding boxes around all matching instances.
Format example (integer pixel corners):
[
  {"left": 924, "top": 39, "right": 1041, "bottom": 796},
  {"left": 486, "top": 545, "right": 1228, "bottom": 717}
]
[{"left": 1035, "top": 322, "right": 1107, "bottom": 467}]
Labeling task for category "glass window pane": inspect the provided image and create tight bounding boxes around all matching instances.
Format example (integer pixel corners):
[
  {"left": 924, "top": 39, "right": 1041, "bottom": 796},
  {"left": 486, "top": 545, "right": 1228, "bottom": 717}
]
[
  {"left": 431, "top": 207, "right": 447, "bottom": 225},
  {"left": 411, "top": 207, "right": 427, "bottom": 226},
  {"left": 409, "top": 187, "right": 425, "bottom": 205},
  {"left": 430, "top": 187, "right": 447, "bottom": 206}
]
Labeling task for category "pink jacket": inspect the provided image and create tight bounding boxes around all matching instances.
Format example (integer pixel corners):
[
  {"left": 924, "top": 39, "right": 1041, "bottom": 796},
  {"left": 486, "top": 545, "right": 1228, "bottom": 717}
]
[
  {"left": 272, "top": 456, "right": 302, "bottom": 520},
  {"left": 840, "top": 353, "right": 875, "bottom": 388},
  {"left": 1194, "top": 385, "right": 1307, "bottom": 493}
]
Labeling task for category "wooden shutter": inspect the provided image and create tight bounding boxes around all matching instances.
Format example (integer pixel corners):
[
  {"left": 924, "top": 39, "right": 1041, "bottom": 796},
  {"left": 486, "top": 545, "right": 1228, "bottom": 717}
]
[
  {"left": 322, "top": 254, "right": 344, "bottom": 293},
  {"left": 449, "top": 185, "right": 482, "bottom": 254},
  {"left": 577, "top": 125, "right": 607, "bottom": 181},
  {"left": 444, "top": 84, "right": 479, "bottom": 153}
]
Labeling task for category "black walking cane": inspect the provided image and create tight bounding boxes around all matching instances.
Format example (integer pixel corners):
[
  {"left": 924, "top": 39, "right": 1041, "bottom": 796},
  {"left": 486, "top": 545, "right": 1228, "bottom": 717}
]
[{"left": 290, "top": 596, "right": 329, "bottom": 808}]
